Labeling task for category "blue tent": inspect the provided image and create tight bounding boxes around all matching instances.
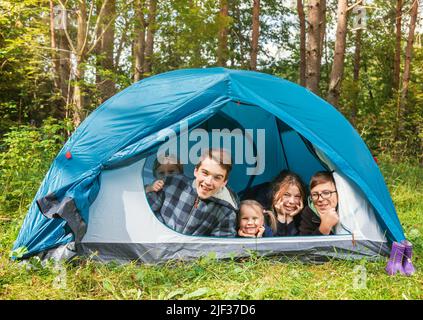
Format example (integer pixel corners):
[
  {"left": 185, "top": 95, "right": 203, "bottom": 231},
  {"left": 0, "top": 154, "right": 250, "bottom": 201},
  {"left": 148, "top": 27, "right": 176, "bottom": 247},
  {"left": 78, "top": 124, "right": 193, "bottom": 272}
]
[{"left": 12, "top": 68, "right": 404, "bottom": 263}]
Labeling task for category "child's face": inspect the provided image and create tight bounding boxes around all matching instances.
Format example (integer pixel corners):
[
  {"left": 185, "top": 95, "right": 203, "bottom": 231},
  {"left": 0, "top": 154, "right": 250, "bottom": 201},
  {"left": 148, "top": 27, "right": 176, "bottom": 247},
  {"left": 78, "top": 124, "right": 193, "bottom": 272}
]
[
  {"left": 239, "top": 205, "right": 264, "bottom": 236},
  {"left": 155, "top": 163, "right": 181, "bottom": 179},
  {"left": 278, "top": 184, "right": 303, "bottom": 215},
  {"left": 193, "top": 157, "right": 228, "bottom": 199},
  {"left": 310, "top": 181, "right": 338, "bottom": 214}
]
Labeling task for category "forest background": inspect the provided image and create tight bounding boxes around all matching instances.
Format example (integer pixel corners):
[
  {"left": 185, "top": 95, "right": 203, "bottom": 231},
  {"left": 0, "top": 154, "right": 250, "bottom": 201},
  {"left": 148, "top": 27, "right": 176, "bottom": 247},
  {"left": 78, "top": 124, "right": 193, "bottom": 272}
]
[{"left": 0, "top": 0, "right": 422, "bottom": 300}]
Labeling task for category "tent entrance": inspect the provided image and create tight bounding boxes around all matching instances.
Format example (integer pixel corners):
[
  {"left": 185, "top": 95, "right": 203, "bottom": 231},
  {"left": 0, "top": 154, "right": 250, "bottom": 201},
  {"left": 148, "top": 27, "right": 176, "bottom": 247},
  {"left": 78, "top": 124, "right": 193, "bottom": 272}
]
[
  {"left": 82, "top": 153, "right": 389, "bottom": 263},
  {"left": 143, "top": 102, "right": 327, "bottom": 195}
]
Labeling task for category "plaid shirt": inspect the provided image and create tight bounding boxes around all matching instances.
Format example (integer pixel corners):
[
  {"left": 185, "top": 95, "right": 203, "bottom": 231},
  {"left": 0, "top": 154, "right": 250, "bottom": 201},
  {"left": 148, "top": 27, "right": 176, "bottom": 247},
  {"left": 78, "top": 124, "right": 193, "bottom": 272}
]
[{"left": 146, "top": 174, "right": 238, "bottom": 237}]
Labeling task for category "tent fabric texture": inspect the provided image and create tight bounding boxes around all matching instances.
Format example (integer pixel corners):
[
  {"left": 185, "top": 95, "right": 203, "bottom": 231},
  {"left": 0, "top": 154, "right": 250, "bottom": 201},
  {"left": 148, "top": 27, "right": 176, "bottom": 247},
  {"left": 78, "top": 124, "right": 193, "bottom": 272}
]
[{"left": 12, "top": 68, "right": 405, "bottom": 263}]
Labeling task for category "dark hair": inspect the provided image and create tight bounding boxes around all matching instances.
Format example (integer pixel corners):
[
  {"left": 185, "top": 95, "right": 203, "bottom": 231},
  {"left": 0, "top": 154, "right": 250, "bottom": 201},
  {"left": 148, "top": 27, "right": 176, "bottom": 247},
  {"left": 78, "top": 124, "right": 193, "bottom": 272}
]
[
  {"left": 195, "top": 148, "right": 232, "bottom": 180},
  {"left": 153, "top": 154, "right": 183, "bottom": 178},
  {"left": 271, "top": 170, "right": 306, "bottom": 208},
  {"left": 310, "top": 171, "right": 336, "bottom": 190}
]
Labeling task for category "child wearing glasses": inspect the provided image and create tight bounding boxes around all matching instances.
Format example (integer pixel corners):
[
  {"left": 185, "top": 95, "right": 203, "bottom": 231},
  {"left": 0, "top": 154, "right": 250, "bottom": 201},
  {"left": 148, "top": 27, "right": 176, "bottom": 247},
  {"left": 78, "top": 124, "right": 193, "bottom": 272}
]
[{"left": 299, "top": 171, "right": 340, "bottom": 235}]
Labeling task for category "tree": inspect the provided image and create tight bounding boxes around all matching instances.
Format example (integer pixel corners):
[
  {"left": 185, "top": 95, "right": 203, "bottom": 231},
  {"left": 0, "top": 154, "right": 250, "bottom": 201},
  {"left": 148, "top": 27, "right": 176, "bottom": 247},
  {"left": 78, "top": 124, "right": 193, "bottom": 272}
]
[
  {"left": 306, "top": 0, "right": 324, "bottom": 94},
  {"left": 97, "top": 0, "right": 117, "bottom": 101},
  {"left": 217, "top": 0, "right": 229, "bottom": 66},
  {"left": 49, "top": 1, "right": 71, "bottom": 118},
  {"left": 397, "top": 0, "right": 419, "bottom": 138},
  {"left": 56, "top": 0, "right": 120, "bottom": 126},
  {"left": 319, "top": 0, "right": 326, "bottom": 67},
  {"left": 250, "top": 0, "right": 260, "bottom": 70},
  {"left": 327, "top": 0, "right": 349, "bottom": 107},
  {"left": 72, "top": 0, "right": 88, "bottom": 126},
  {"left": 393, "top": 0, "right": 403, "bottom": 92},
  {"left": 134, "top": 0, "right": 146, "bottom": 82},
  {"left": 297, "top": 0, "right": 306, "bottom": 86},
  {"left": 143, "top": 0, "right": 157, "bottom": 76},
  {"left": 350, "top": 28, "right": 362, "bottom": 125}
]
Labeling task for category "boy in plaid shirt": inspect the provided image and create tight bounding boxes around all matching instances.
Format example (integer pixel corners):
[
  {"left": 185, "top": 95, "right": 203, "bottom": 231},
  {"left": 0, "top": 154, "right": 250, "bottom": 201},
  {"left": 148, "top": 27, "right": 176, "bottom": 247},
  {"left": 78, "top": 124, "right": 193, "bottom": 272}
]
[{"left": 146, "top": 149, "right": 238, "bottom": 237}]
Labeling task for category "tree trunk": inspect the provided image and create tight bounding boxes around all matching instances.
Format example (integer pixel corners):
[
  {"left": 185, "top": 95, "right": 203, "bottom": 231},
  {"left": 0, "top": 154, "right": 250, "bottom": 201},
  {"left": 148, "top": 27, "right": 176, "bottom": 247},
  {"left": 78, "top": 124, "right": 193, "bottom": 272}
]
[
  {"left": 58, "top": 29, "right": 71, "bottom": 110},
  {"left": 143, "top": 0, "right": 157, "bottom": 76},
  {"left": 217, "top": 0, "right": 229, "bottom": 67},
  {"left": 297, "top": 0, "right": 306, "bottom": 86},
  {"left": 327, "top": 0, "right": 348, "bottom": 107},
  {"left": 306, "top": 0, "right": 323, "bottom": 95},
  {"left": 72, "top": 0, "right": 88, "bottom": 127},
  {"left": 351, "top": 28, "right": 362, "bottom": 125},
  {"left": 393, "top": 0, "right": 403, "bottom": 92},
  {"left": 397, "top": 0, "right": 419, "bottom": 137},
  {"left": 50, "top": 1, "right": 71, "bottom": 119},
  {"left": 97, "top": 0, "right": 116, "bottom": 102},
  {"left": 250, "top": 0, "right": 260, "bottom": 70},
  {"left": 319, "top": 0, "right": 326, "bottom": 65},
  {"left": 49, "top": 0, "right": 60, "bottom": 92},
  {"left": 134, "top": 0, "right": 146, "bottom": 82}
]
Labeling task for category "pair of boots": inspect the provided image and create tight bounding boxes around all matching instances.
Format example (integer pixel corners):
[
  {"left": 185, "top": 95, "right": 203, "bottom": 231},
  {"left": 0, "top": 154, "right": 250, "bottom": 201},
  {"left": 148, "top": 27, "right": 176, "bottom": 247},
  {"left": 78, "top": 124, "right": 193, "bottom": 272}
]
[{"left": 385, "top": 240, "right": 416, "bottom": 276}]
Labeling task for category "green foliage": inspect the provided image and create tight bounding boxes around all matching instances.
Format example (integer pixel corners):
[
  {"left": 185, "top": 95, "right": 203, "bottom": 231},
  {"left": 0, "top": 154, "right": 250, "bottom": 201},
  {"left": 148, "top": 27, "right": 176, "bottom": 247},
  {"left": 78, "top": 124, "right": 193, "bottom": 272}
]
[
  {"left": 154, "top": 0, "right": 222, "bottom": 72},
  {"left": 338, "top": 1, "right": 423, "bottom": 162},
  {"left": 0, "top": 0, "right": 55, "bottom": 130},
  {"left": 0, "top": 118, "right": 70, "bottom": 215}
]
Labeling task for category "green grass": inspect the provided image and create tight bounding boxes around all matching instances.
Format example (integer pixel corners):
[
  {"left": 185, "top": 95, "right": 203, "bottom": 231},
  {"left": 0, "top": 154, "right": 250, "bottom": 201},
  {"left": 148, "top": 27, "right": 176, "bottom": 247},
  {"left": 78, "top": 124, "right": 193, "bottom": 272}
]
[{"left": 0, "top": 154, "right": 422, "bottom": 300}]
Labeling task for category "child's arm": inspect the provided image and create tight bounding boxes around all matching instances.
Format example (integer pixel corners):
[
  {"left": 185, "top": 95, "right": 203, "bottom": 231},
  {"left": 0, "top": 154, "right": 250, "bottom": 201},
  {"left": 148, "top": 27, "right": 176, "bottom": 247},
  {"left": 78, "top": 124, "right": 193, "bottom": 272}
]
[{"left": 145, "top": 179, "right": 164, "bottom": 193}]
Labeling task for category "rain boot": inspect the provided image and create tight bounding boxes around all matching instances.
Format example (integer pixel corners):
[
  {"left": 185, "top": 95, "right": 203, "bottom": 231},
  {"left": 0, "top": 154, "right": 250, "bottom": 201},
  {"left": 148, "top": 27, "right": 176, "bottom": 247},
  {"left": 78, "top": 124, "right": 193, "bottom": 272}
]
[
  {"left": 401, "top": 240, "right": 416, "bottom": 276},
  {"left": 385, "top": 241, "right": 405, "bottom": 276}
]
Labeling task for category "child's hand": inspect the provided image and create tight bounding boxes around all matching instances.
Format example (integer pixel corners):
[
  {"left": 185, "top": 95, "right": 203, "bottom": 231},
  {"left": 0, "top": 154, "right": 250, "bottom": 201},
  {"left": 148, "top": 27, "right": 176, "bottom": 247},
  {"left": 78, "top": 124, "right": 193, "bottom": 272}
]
[
  {"left": 288, "top": 201, "right": 304, "bottom": 217},
  {"left": 152, "top": 180, "right": 164, "bottom": 192},
  {"left": 318, "top": 207, "right": 339, "bottom": 235},
  {"left": 238, "top": 226, "right": 265, "bottom": 238},
  {"left": 256, "top": 225, "right": 265, "bottom": 237},
  {"left": 146, "top": 180, "right": 164, "bottom": 193},
  {"left": 275, "top": 200, "right": 303, "bottom": 224}
]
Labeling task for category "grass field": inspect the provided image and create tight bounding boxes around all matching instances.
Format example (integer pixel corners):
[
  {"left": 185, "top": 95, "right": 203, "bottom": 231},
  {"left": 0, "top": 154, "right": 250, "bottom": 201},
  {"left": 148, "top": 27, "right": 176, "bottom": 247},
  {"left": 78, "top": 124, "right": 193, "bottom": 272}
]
[{"left": 0, "top": 154, "right": 422, "bottom": 300}]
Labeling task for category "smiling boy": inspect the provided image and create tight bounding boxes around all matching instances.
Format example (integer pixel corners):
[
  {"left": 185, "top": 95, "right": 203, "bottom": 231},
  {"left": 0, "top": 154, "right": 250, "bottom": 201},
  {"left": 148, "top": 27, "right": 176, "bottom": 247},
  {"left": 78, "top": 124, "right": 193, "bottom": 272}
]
[
  {"left": 299, "top": 171, "right": 340, "bottom": 235},
  {"left": 146, "top": 149, "right": 238, "bottom": 237}
]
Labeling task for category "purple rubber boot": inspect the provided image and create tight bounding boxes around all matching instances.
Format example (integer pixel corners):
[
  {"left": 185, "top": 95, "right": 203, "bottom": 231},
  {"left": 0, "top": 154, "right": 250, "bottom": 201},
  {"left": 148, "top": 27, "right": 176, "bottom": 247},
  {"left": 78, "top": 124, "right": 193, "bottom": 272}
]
[
  {"left": 385, "top": 241, "right": 406, "bottom": 276},
  {"left": 401, "top": 240, "right": 416, "bottom": 276}
]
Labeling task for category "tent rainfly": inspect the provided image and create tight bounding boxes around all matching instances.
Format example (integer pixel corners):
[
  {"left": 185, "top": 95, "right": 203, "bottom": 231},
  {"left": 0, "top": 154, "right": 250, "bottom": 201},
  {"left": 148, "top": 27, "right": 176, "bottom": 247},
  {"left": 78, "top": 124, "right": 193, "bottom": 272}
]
[{"left": 12, "top": 68, "right": 406, "bottom": 263}]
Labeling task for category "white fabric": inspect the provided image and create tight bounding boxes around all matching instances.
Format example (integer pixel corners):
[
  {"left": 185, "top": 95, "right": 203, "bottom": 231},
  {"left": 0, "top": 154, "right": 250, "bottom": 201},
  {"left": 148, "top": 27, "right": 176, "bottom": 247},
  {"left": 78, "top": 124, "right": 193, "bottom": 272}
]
[
  {"left": 83, "top": 157, "right": 386, "bottom": 245},
  {"left": 314, "top": 147, "right": 387, "bottom": 242},
  {"left": 334, "top": 172, "right": 387, "bottom": 242}
]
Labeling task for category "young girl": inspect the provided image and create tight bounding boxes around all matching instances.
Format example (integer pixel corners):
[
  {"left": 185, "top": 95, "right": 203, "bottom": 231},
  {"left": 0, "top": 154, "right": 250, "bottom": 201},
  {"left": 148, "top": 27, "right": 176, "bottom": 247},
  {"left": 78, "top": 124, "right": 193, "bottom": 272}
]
[
  {"left": 271, "top": 171, "right": 306, "bottom": 236},
  {"left": 145, "top": 154, "right": 184, "bottom": 193},
  {"left": 237, "top": 200, "right": 277, "bottom": 238}
]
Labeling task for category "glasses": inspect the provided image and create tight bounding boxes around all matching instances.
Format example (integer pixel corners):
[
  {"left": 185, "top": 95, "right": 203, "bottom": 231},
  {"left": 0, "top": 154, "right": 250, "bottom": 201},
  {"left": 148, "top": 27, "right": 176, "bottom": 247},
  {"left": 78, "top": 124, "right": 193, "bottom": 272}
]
[{"left": 310, "top": 190, "right": 337, "bottom": 201}]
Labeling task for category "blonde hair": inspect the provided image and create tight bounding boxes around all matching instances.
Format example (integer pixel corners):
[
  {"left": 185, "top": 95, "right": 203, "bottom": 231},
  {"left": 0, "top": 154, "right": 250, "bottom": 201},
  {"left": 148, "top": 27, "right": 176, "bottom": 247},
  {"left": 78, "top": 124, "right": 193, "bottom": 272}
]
[{"left": 239, "top": 200, "right": 277, "bottom": 233}]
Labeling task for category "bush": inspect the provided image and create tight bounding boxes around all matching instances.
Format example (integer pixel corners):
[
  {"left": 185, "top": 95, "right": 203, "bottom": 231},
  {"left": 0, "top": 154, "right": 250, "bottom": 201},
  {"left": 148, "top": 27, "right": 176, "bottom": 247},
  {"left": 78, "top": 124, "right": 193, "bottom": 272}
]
[{"left": 0, "top": 118, "right": 71, "bottom": 216}]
